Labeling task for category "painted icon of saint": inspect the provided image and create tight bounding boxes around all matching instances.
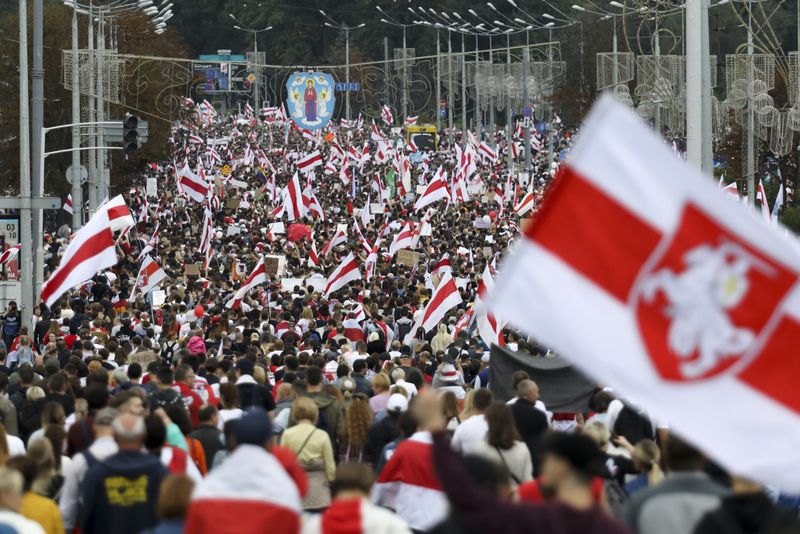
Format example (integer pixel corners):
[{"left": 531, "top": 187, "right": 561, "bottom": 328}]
[{"left": 304, "top": 79, "right": 317, "bottom": 122}]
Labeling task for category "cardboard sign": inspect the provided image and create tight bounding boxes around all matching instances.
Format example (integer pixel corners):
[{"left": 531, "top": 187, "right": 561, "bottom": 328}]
[
  {"left": 151, "top": 289, "right": 167, "bottom": 307},
  {"left": 184, "top": 263, "right": 202, "bottom": 276},
  {"left": 226, "top": 226, "right": 242, "bottom": 237},
  {"left": 264, "top": 254, "right": 286, "bottom": 277},
  {"left": 268, "top": 222, "right": 285, "bottom": 234},
  {"left": 146, "top": 178, "right": 157, "bottom": 197},
  {"left": 370, "top": 203, "right": 384, "bottom": 214},
  {"left": 473, "top": 218, "right": 491, "bottom": 229},
  {"left": 229, "top": 179, "right": 248, "bottom": 189},
  {"left": 225, "top": 198, "right": 241, "bottom": 210},
  {"left": 397, "top": 249, "right": 420, "bottom": 267}
]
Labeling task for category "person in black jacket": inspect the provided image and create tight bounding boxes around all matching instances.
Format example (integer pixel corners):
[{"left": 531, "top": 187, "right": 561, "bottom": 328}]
[
  {"left": 693, "top": 477, "right": 800, "bottom": 534},
  {"left": 188, "top": 405, "right": 224, "bottom": 470},
  {"left": 510, "top": 380, "right": 549, "bottom": 472},
  {"left": 81, "top": 412, "right": 168, "bottom": 534}
]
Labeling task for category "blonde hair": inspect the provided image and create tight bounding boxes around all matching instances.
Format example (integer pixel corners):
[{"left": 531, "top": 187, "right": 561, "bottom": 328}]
[
  {"left": 583, "top": 421, "right": 611, "bottom": 448},
  {"left": 291, "top": 397, "right": 319, "bottom": 424},
  {"left": 26, "top": 386, "right": 46, "bottom": 402},
  {"left": 633, "top": 439, "right": 664, "bottom": 487},
  {"left": 371, "top": 373, "right": 390, "bottom": 392},
  {"left": 460, "top": 389, "right": 477, "bottom": 420}
]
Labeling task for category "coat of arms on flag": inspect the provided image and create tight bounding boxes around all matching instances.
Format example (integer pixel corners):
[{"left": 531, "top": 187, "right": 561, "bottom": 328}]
[
  {"left": 285, "top": 72, "right": 336, "bottom": 131},
  {"left": 487, "top": 94, "right": 800, "bottom": 492}
]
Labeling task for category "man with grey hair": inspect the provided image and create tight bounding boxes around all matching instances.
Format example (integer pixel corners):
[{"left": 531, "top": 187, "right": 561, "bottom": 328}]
[
  {"left": 390, "top": 367, "right": 417, "bottom": 398},
  {"left": 60, "top": 407, "right": 119, "bottom": 531},
  {"left": 0, "top": 466, "right": 45, "bottom": 533},
  {"left": 511, "top": 379, "right": 550, "bottom": 470},
  {"left": 80, "top": 413, "right": 168, "bottom": 534}
]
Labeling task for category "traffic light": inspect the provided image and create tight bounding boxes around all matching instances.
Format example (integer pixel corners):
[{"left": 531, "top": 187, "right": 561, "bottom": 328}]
[{"left": 122, "top": 114, "right": 139, "bottom": 155}]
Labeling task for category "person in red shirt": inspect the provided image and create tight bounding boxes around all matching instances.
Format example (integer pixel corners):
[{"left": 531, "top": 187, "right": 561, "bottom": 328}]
[{"left": 174, "top": 364, "right": 204, "bottom": 427}]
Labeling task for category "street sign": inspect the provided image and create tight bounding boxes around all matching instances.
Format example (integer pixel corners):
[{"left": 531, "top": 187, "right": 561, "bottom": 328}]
[
  {"left": 439, "top": 108, "right": 447, "bottom": 118},
  {"left": 246, "top": 73, "right": 256, "bottom": 83},
  {"left": 66, "top": 164, "right": 88, "bottom": 185},
  {"left": 334, "top": 82, "right": 360, "bottom": 92},
  {"left": 0, "top": 197, "right": 61, "bottom": 210}
]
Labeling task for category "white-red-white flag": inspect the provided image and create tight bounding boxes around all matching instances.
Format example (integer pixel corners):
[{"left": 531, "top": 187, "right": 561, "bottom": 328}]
[
  {"left": 0, "top": 245, "right": 20, "bottom": 266},
  {"left": 134, "top": 255, "right": 167, "bottom": 295},
  {"left": 278, "top": 173, "right": 306, "bottom": 221},
  {"left": 297, "top": 150, "right": 323, "bottom": 173},
  {"left": 225, "top": 257, "right": 267, "bottom": 309},
  {"left": 406, "top": 272, "right": 462, "bottom": 341},
  {"left": 404, "top": 115, "right": 419, "bottom": 126},
  {"left": 475, "top": 260, "right": 504, "bottom": 347},
  {"left": 323, "top": 253, "right": 361, "bottom": 298},
  {"left": 320, "top": 226, "right": 347, "bottom": 257},
  {"left": 487, "top": 95, "right": 800, "bottom": 492},
  {"left": 430, "top": 253, "right": 452, "bottom": 279},
  {"left": 414, "top": 168, "right": 449, "bottom": 212},
  {"left": 478, "top": 141, "right": 497, "bottom": 163},
  {"left": 97, "top": 195, "right": 135, "bottom": 233},
  {"left": 388, "top": 222, "right": 413, "bottom": 257},
  {"left": 178, "top": 163, "right": 209, "bottom": 203},
  {"left": 41, "top": 209, "right": 118, "bottom": 307},
  {"left": 63, "top": 195, "right": 73, "bottom": 215},
  {"left": 381, "top": 105, "right": 394, "bottom": 126},
  {"left": 757, "top": 179, "right": 771, "bottom": 222},
  {"left": 514, "top": 190, "right": 535, "bottom": 216}
]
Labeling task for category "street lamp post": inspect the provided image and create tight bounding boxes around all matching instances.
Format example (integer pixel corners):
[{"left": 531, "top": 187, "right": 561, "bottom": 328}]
[
  {"left": 321, "top": 12, "right": 366, "bottom": 121},
  {"left": 229, "top": 14, "right": 273, "bottom": 111}
]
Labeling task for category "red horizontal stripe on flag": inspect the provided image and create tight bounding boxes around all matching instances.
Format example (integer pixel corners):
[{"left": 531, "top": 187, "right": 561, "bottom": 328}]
[
  {"left": 181, "top": 177, "right": 207, "bottom": 195},
  {"left": 41, "top": 229, "right": 114, "bottom": 304},
  {"left": 527, "top": 165, "right": 662, "bottom": 303},
  {"left": 106, "top": 205, "right": 130, "bottom": 221},
  {"left": 739, "top": 315, "right": 800, "bottom": 415},
  {"left": 423, "top": 279, "right": 457, "bottom": 324}
]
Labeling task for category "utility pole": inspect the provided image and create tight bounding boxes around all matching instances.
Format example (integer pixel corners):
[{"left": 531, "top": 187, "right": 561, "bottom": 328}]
[
  {"left": 384, "top": 37, "right": 390, "bottom": 106},
  {"left": 461, "top": 31, "right": 467, "bottom": 136},
  {"left": 345, "top": 27, "right": 351, "bottom": 121},
  {"left": 19, "top": 0, "right": 33, "bottom": 326},
  {"left": 436, "top": 29, "right": 441, "bottom": 131},
  {"left": 31, "top": 0, "right": 44, "bottom": 304},
  {"left": 506, "top": 34, "right": 513, "bottom": 174},
  {"left": 95, "top": 14, "right": 106, "bottom": 212},
  {"left": 746, "top": 0, "right": 755, "bottom": 204},
  {"left": 253, "top": 31, "right": 260, "bottom": 111},
  {"left": 402, "top": 25, "right": 408, "bottom": 121},
  {"left": 686, "top": 0, "right": 713, "bottom": 175},
  {"left": 447, "top": 28, "right": 454, "bottom": 143},
  {"left": 86, "top": 4, "right": 96, "bottom": 219},
  {"left": 523, "top": 47, "right": 531, "bottom": 175},
  {"left": 71, "top": 1, "right": 82, "bottom": 230}
]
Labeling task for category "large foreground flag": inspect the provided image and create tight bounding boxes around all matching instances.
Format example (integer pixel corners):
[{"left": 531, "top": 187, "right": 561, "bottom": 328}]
[
  {"left": 41, "top": 209, "right": 117, "bottom": 307},
  {"left": 225, "top": 257, "right": 267, "bottom": 309},
  {"left": 487, "top": 95, "right": 800, "bottom": 492}
]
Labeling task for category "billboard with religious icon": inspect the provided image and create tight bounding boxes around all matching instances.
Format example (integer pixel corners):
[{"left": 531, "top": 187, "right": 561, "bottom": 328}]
[{"left": 285, "top": 72, "right": 336, "bottom": 130}]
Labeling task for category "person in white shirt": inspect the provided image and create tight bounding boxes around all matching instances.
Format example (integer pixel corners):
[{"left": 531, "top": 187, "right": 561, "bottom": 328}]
[
  {"left": 390, "top": 368, "right": 417, "bottom": 398},
  {"left": 451, "top": 389, "right": 493, "bottom": 455}
]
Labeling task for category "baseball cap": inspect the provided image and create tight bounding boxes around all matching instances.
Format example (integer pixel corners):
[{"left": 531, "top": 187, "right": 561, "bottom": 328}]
[
  {"left": 233, "top": 407, "right": 273, "bottom": 446},
  {"left": 386, "top": 393, "right": 408, "bottom": 413}
]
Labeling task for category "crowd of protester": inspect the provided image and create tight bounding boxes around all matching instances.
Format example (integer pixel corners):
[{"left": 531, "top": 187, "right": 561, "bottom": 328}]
[{"left": 0, "top": 102, "right": 796, "bottom": 534}]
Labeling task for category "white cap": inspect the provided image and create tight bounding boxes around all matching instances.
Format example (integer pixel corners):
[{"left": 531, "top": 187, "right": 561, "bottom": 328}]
[{"left": 386, "top": 393, "right": 409, "bottom": 413}]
